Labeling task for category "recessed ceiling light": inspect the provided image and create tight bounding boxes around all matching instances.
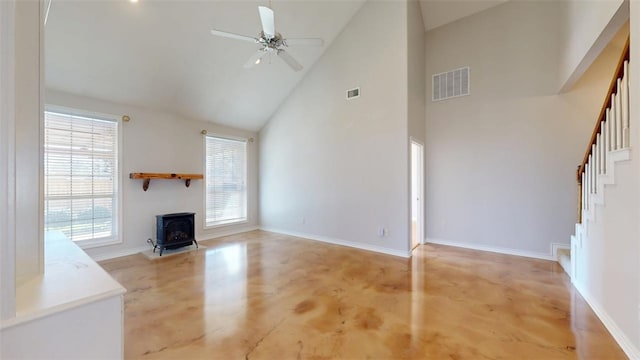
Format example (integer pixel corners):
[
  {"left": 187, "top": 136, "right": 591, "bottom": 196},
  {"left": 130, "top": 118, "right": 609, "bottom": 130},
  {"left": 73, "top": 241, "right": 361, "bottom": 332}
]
[{"left": 130, "top": 0, "right": 139, "bottom": 3}]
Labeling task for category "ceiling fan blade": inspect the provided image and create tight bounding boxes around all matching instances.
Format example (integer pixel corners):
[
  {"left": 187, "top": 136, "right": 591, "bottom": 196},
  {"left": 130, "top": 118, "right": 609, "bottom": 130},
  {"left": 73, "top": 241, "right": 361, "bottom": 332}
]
[
  {"left": 210, "top": 29, "right": 257, "bottom": 43},
  {"left": 284, "top": 38, "right": 324, "bottom": 47},
  {"left": 244, "top": 50, "right": 267, "bottom": 69},
  {"left": 258, "top": 6, "right": 275, "bottom": 39},
  {"left": 277, "top": 50, "right": 303, "bottom": 72}
]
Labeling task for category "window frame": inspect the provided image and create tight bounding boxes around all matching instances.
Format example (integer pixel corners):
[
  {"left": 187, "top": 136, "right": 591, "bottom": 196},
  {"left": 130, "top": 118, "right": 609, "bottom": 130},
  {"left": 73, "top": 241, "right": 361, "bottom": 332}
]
[
  {"left": 43, "top": 105, "right": 123, "bottom": 249},
  {"left": 203, "top": 134, "right": 248, "bottom": 229}
]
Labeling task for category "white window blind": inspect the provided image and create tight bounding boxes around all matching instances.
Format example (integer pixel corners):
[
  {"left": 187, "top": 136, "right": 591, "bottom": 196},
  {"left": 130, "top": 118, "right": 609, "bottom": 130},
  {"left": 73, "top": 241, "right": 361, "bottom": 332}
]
[
  {"left": 205, "top": 136, "right": 247, "bottom": 226},
  {"left": 44, "top": 110, "right": 119, "bottom": 243}
]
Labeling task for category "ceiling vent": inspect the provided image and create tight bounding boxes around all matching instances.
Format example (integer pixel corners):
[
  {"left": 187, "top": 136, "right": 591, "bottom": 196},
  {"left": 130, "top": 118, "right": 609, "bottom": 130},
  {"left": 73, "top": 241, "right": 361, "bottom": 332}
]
[{"left": 432, "top": 66, "right": 469, "bottom": 102}]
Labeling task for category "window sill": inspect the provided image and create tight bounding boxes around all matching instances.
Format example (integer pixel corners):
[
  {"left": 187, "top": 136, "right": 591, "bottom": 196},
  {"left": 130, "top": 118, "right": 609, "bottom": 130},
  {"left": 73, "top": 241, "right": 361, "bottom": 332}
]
[
  {"left": 204, "top": 219, "right": 248, "bottom": 230},
  {"left": 75, "top": 237, "right": 122, "bottom": 250}
]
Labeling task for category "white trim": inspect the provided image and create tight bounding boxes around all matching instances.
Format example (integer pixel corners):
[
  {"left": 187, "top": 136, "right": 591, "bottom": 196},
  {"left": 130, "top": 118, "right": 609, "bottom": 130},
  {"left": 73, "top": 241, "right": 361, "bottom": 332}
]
[
  {"left": 261, "top": 227, "right": 411, "bottom": 258},
  {"left": 199, "top": 225, "right": 259, "bottom": 242},
  {"left": 203, "top": 219, "right": 248, "bottom": 230},
  {"left": 0, "top": 0, "right": 16, "bottom": 321},
  {"left": 88, "top": 245, "right": 151, "bottom": 262},
  {"left": 202, "top": 131, "right": 249, "bottom": 143},
  {"left": 410, "top": 138, "right": 424, "bottom": 250},
  {"left": 43, "top": 0, "right": 51, "bottom": 25},
  {"left": 115, "top": 113, "right": 123, "bottom": 250},
  {"left": 38, "top": 0, "right": 45, "bottom": 275},
  {"left": 45, "top": 104, "right": 120, "bottom": 123},
  {"left": 202, "top": 134, "right": 207, "bottom": 232},
  {"left": 88, "top": 226, "right": 260, "bottom": 262},
  {"left": 573, "top": 281, "right": 640, "bottom": 360},
  {"left": 425, "top": 238, "right": 555, "bottom": 261},
  {"left": 77, "top": 237, "right": 123, "bottom": 250}
]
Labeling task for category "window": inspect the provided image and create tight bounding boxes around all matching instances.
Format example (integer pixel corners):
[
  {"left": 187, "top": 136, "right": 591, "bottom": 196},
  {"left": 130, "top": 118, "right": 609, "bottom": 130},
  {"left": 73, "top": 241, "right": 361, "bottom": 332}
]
[
  {"left": 205, "top": 135, "right": 247, "bottom": 227},
  {"left": 44, "top": 109, "right": 120, "bottom": 246}
]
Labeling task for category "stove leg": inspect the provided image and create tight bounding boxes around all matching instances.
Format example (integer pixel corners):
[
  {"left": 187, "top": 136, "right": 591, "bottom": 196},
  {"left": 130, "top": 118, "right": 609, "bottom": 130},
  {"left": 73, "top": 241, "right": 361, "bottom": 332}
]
[
  {"left": 148, "top": 238, "right": 157, "bottom": 253},
  {"left": 193, "top": 239, "right": 199, "bottom": 249}
]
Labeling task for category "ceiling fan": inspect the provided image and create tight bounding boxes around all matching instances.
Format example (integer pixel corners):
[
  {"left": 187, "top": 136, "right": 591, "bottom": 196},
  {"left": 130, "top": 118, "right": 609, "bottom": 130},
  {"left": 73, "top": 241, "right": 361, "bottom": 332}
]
[{"left": 210, "top": 6, "right": 324, "bottom": 72}]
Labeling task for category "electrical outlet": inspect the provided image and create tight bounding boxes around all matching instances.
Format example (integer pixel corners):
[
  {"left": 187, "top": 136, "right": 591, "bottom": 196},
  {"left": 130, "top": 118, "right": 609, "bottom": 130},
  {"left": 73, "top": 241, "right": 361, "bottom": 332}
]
[
  {"left": 378, "top": 227, "right": 388, "bottom": 237},
  {"left": 301, "top": 216, "right": 306, "bottom": 224}
]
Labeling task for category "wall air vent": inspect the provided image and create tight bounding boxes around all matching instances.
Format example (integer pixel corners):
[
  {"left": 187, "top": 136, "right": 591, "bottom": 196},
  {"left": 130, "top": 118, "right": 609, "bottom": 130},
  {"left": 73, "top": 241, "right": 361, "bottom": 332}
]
[
  {"left": 432, "top": 66, "right": 470, "bottom": 101},
  {"left": 346, "top": 87, "right": 360, "bottom": 100}
]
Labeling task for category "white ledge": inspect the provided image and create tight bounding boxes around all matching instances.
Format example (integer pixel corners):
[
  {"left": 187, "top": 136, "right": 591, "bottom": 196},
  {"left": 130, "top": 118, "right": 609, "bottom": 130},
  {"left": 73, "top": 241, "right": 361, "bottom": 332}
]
[{"left": 0, "top": 232, "right": 126, "bottom": 329}]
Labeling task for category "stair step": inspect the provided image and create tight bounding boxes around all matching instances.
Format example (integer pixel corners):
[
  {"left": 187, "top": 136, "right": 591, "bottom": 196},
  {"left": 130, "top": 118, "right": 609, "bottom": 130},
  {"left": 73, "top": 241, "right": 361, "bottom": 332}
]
[{"left": 557, "top": 248, "right": 571, "bottom": 277}]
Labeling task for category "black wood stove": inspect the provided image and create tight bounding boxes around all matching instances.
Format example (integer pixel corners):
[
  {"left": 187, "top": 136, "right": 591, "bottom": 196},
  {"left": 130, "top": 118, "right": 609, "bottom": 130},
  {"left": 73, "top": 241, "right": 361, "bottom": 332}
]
[{"left": 153, "top": 212, "right": 198, "bottom": 256}]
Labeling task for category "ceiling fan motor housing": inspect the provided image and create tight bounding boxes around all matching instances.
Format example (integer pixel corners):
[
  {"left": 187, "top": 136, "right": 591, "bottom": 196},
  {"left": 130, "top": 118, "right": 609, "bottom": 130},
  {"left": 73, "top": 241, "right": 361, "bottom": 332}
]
[{"left": 258, "top": 32, "right": 285, "bottom": 50}]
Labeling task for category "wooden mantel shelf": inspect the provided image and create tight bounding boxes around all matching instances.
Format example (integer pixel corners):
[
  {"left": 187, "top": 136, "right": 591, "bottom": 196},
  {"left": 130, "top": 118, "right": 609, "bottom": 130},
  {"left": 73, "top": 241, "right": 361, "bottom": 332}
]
[{"left": 129, "top": 173, "right": 204, "bottom": 191}]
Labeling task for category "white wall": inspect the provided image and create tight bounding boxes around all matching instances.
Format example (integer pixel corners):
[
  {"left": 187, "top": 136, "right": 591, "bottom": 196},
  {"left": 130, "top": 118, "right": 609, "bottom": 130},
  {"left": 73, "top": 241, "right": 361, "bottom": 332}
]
[
  {"left": 45, "top": 90, "right": 259, "bottom": 260},
  {"left": 558, "top": 0, "right": 627, "bottom": 92},
  {"left": 424, "top": 1, "right": 621, "bottom": 258},
  {"left": 1, "top": 0, "right": 45, "bottom": 322},
  {"left": 14, "top": 0, "right": 43, "bottom": 283},
  {"left": 259, "top": 0, "right": 411, "bottom": 256},
  {"left": 2, "top": 295, "right": 123, "bottom": 360},
  {"left": 571, "top": 2, "right": 640, "bottom": 356},
  {"left": 0, "top": 0, "right": 17, "bottom": 320},
  {"left": 407, "top": 0, "right": 425, "bottom": 144},
  {"left": 574, "top": 151, "right": 640, "bottom": 356}
]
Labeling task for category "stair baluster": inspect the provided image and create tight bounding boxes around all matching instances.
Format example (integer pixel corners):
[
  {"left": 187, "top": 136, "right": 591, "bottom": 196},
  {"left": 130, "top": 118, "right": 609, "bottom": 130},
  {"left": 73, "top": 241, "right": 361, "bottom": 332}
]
[
  {"left": 603, "top": 118, "right": 608, "bottom": 173},
  {"left": 622, "top": 61, "right": 630, "bottom": 148}
]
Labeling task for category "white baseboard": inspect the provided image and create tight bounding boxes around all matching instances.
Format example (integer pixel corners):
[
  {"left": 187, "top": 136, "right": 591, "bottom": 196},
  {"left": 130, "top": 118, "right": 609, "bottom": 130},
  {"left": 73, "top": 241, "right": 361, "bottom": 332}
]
[
  {"left": 260, "top": 227, "right": 410, "bottom": 258},
  {"left": 425, "top": 238, "right": 556, "bottom": 261},
  {"left": 90, "top": 245, "right": 150, "bottom": 262},
  {"left": 574, "top": 281, "right": 640, "bottom": 360},
  {"left": 90, "top": 226, "right": 260, "bottom": 262},
  {"left": 199, "top": 226, "right": 260, "bottom": 243}
]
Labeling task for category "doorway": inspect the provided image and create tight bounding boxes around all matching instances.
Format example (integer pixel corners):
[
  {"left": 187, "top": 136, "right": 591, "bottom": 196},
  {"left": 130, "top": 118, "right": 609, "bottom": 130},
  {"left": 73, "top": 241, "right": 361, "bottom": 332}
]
[{"left": 410, "top": 140, "right": 424, "bottom": 250}]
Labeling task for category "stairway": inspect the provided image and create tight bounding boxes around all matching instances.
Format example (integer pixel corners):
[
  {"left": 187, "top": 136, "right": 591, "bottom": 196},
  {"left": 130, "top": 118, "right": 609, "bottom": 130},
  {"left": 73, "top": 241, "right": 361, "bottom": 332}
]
[{"left": 566, "top": 38, "right": 630, "bottom": 282}]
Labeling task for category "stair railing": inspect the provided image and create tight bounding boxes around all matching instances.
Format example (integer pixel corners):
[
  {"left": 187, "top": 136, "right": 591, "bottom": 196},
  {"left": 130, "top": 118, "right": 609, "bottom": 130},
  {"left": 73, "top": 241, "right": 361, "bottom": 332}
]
[{"left": 577, "top": 37, "right": 630, "bottom": 223}]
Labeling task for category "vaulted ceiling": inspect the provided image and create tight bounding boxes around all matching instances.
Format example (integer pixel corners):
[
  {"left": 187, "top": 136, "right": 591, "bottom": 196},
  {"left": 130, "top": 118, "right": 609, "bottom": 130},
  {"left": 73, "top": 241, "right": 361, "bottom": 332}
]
[
  {"left": 419, "top": 0, "right": 507, "bottom": 31},
  {"left": 45, "top": 0, "right": 505, "bottom": 131}
]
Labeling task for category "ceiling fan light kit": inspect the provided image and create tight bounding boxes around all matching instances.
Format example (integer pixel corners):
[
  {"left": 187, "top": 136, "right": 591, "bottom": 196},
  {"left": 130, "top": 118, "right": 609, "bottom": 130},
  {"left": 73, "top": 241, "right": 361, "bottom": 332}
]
[{"left": 210, "top": 5, "right": 324, "bottom": 72}]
